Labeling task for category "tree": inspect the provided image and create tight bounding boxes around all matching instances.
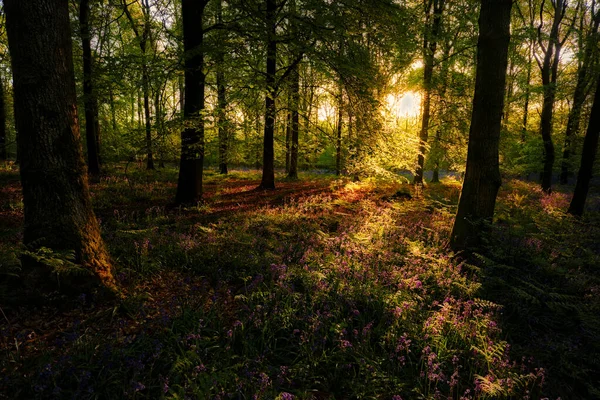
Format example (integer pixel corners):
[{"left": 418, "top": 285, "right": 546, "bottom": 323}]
[
  {"left": 258, "top": 0, "right": 278, "bottom": 189},
  {"left": 123, "top": 0, "right": 155, "bottom": 170},
  {"left": 176, "top": 0, "right": 209, "bottom": 204},
  {"left": 568, "top": 76, "right": 600, "bottom": 216},
  {"left": 414, "top": 0, "right": 445, "bottom": 185},
  {"left": 0, "top": 72, "right": 6, "bottom": 161},
  {"left": 4, "top": 0, "right": 116, "bottom": 291},
  {"left": 80, "top": 0, "right": 102, "bottom": 177},
  {"left": 535, "top": 0, "right": 575, "bottom": 193},
  {"left": 450, "top": 0, "right": 512, "bottom": 251},
  {"left": 560, "top": 4, "right": 600, "bottom": 184},
  {"left": 216, "top": 0, "right": 230, "bottom": 175}
]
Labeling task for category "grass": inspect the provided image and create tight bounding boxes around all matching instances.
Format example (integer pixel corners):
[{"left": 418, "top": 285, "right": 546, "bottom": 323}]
[{"left": 1, "top": 162, "right": 599, "bottom": 399}]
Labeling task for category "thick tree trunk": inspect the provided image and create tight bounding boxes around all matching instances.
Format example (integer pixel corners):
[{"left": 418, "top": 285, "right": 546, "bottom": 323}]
[
  {"left": 176, "top": 0, "right": 207, "bottom": 204},
  {"left": 259, "top": 0, "right": 277, "bottom": 189},
  {"left": 216, "top": 0, "right": 229, "bottom": 175},
  {"left": 79, "top": 0, "right": 101, "bottom": 177},
  {"left": 5, "top": 0, "right": 115, "bottom": 291},
  {"left": 414, "top": 0, "right": 444, "bottom": 185},
  {"left": 450, "top": 0, "right": 512, "bottom": 251},
  {"left": 568, "top": 77, "right": 600, "bottom": 216},
  {"left": 560, "top": 14, "right": 600, "bottom": 184},
  {"left": 288, "top": 63, "right": 300, "bottom": 180},
  {"left": 0, "top": 76, "right": 6, "bottom": 161}
]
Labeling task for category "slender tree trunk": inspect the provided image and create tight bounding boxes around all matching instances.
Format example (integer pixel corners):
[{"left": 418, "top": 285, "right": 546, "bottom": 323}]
[
  {"left": 503, "top": 56, "right": 515, "bottom": 129},
  {"left": 430, "top": 44, "right": 451, "bottom": 183},
  {"left": 568, "top": 77, "right": 600, "bottom": 216},
  {"left": 217, "top": 68, "right": 228, "bottom": 174},
  {"left": 561, "top": 14, "right": 600, "bottom": 184},
  {"left": 176, "top": 0, "right": 207, "bottom": 204},
  {"left": 522, "top": 41, "right": 533, "bottom": 142},
  {"left": 109, "top": 88, "right": 118, "bottom": 137},
  {"left": 259, "top": 0, "right": 277, "bottom": 189},
  {"left": 79, "top": 0, "right": 101, "bottom": 176},
  {"left": 142, "top": 63, "right": 154, "bottom": 169},
  {"left": 285, "top": 91, "right": 291, "bottom": 173},
  {"left": 0, "top": 76, "right": 6, "bottom": 161},
  {"left": 414, "top": 0, "right": 444, "bottom": 185},
  {"left": 216, "top": 0, "right": 229, "bottom": 174},
  {"left": 154, "top": 88, "right": 165, "bottom": 168},
  {"left": 336, "top": 83, "right": 343, "bottom": 176},
  {"left": 5, "top": 0, "right": 115, "bottom": 291},
  {"left": 538, "top": 0, "right": 570, "bottom": 193},
  {"left": 288, "top": 63, "right": 300, "bottom": 179},
  {"left": 450, "top": 0, "right": 512, "bottom": 251}
]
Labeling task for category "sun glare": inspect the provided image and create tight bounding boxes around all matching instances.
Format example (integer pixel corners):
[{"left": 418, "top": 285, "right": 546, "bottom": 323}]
[{"left": 386, "top": 91, "right": 422, "bottom": 119}]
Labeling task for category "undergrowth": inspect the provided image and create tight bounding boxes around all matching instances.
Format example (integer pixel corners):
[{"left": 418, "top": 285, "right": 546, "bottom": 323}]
[{"left": 0, "top": 165, "right": 597, "bottom": 399}]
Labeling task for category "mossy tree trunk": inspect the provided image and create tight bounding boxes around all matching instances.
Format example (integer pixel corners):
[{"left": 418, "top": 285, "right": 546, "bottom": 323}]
[
  {"left": 5, "top": 0, "right": 116, "bottom": 291},
  {"left": 450, "top": 0, "right": 512, "bottom": 251}
]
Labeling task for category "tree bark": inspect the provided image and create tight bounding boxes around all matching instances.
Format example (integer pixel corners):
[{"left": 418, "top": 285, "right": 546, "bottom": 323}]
[
  {"left": 176, "top": 0, "right": 207, "bottom": 204},
  {"left": 259, "top": 0, "right": 277, "bottom": 189},
  {"left": 414, "top": 0, "right": 444, "bottom": 185},
  {"left": 450, "top": 0, "right": 512, "bottom": 251},
  {"left": 568, "top": 77, "right": 600, "bottom": 216},
  {"left": 5, "top": 0, "right": 116, "bottom": 291},
  {"left": 79, "top": 0, "right": 101, "bottom": 177}
]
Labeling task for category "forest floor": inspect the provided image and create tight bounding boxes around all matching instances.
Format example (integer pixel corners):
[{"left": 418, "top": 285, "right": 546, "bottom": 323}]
[{"left": 1, "top": 162, "right": 599, "bottom": 400}]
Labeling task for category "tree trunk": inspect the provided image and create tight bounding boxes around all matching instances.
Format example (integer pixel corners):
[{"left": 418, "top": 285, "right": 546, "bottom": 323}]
[
  {"left": 79, "top": 0, "right": 101, "bottom": 176},
  {"left": 522, "top": 40, "right": 533, "bottom": 142},
  {"left": 176, "top": 0, "right": 207, "bottom": 204},
  {"left": 259, "top": 0, "right": 277, "bottom": 189},
  {"left": 568, "top": 77, "right": 600, "bottom": 216},
  {"left": 336, "top": 83, "right": 343, "bottom": 176},
  {"left": 288, "top": 63, "right": 300, "bottom": 180},
  {"left": 538, "top": 0, "right": 569, "bottom": 193},
  {"left": 560, "top": 13, "right": 600, "bottom": 184},
  {"left": 5, "top": 0, "right": 116, "bottom": 291},
  {"left": 216, "top": 0, "right": 229, "bottom": 174},
  {"left": 0, "top": 75, "right": 6, "bottom": 161},
  {"left": 430, "top": 43, "right": 451, "bottom": 184},
  {"left": 285, "top": 92, "right": 291, "bottom": 173},
  {"left": 414, "top": 0, "right": 444, "bottom": 185},
  {"left": 450, "top": 0, "right": 512, "bottom": 251}
]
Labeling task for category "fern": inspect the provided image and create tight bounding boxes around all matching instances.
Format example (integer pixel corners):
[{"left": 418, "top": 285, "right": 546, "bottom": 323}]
[{"left": 22, "top": 247, "right": 92, "bottom": 277}]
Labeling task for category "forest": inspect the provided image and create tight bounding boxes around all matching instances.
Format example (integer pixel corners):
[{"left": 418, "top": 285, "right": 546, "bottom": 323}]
[{"left": 0, "top": 0, "right": 599, "bottom": 399}]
